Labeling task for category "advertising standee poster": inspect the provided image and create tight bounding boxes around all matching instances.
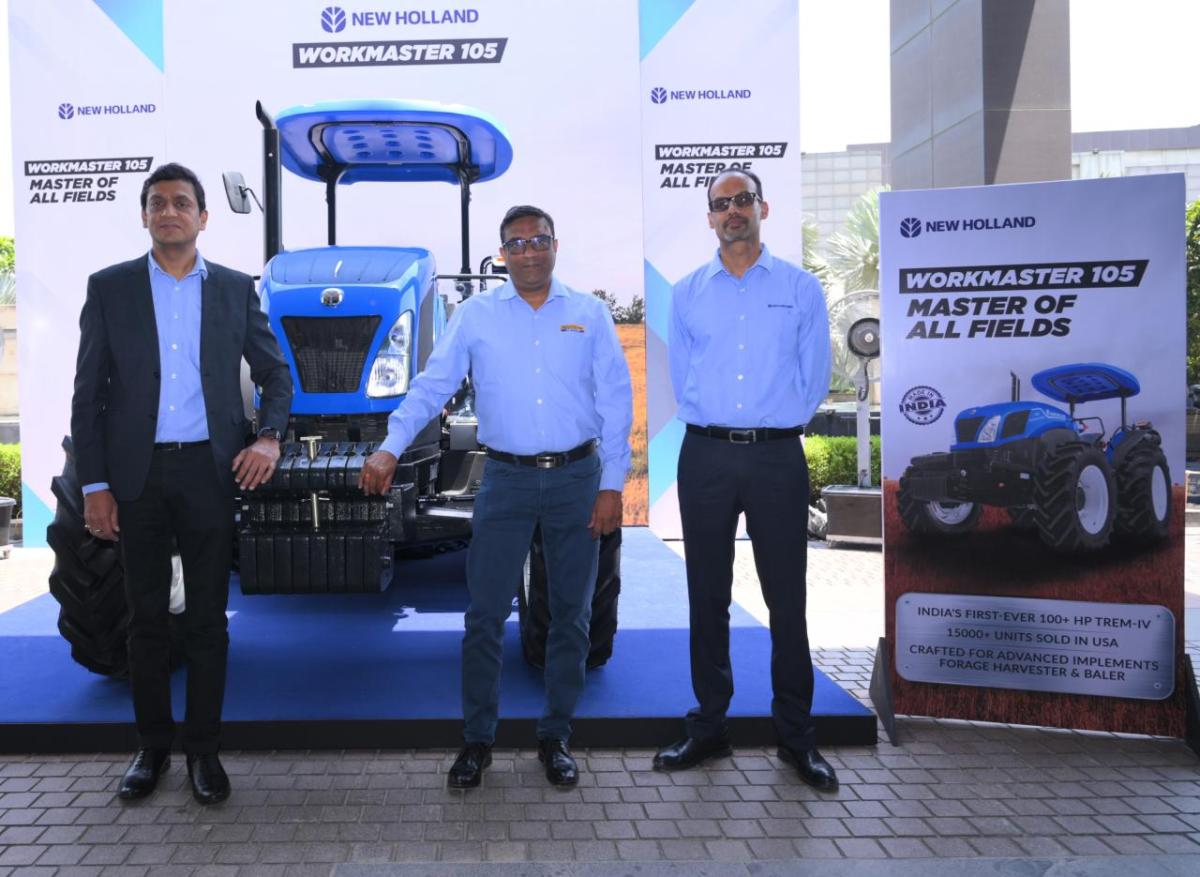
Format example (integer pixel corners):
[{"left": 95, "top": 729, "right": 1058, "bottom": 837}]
[{"left": 880, "top": 175, "right": 1187, "bottom": 736}]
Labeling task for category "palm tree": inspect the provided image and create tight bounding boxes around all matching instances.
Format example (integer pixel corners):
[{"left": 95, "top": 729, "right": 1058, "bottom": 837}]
[{"left": 825, "top": 187, "right": 884, "bottom": 293}]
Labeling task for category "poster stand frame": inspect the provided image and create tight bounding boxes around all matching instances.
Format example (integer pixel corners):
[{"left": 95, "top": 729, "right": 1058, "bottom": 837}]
[
  {"left": 1185, "top": 656, "right": 1200, "bottom": 759},
  {"left": 869, "top": 636, "right": 898, "bottom": 745}
]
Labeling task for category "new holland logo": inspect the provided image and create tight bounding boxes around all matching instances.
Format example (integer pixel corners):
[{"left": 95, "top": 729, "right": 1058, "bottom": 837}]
[
  {"left": 58, "top": 103, "right": 75, "bottom": 120},
  {"left": 900, "top": 217, "right": 922, "bottom": 238},
  {"left": 650, "top": 87, "right": 668, "bottom": 105},
  {"left": 321, "top": 6, "right": 347, "bottom": 33},
  {"left": 321, "top": 287, "right": 344, "bottom": 307}
]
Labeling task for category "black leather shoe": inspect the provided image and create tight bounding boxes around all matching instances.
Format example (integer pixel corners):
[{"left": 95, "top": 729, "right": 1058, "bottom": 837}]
[
  {"left": 117, "top": 748, "right": 170, "bottom": 800},
  {"left": 537, "top": 738, "right": 578, "bottom": 786},
  {"left": 186, "top": 752, "right": 231, "bottom": 805},
  {"left": 448, "top": 743, "right": 492, "bottom": 789},
  {"left": 652, "top": 734, "right": 732, "bottom": 772},
  {"left": 778, "top": 745, "right": 839, "bottom": 791}
]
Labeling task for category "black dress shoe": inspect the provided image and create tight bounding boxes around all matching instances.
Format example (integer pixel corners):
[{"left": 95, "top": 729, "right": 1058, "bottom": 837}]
[
  {"left": 778, "top": 745, "right": 839, "bottom": 791},
  {"left": 652, "top": 734, "right": 732, "bottom": 772},
  {"left": 448, "top": 743, "right": 493, "bottom": 789},
  {"left": 537, "top": 738, "right": 578, "bottom": 786},
  {"left": 117, "top": 748, "right": 170, "bottom": 800},
  {"left": 186, "top": 752, "right": 231, "bottom": 805}
]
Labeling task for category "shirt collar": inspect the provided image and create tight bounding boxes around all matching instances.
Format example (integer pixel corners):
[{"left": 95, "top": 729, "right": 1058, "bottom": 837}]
[
  {"left": 702, "top": 243, "right": 774, "bottom": 282},
  {"left": 148, "top": 250, "right": 208, "bottom": 282},
  {"left": 497, "top": 275, "right": 565, "bottom": 301}
]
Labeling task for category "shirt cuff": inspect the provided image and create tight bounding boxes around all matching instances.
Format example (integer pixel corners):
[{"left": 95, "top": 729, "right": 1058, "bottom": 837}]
[
  {"left": 82, "top": 482, "right": 110, "bottom": 495},
  {"left": 378, "top": 438, "right": 404, "bottom": 459},
  {"left": 599, "top": 467, "right": 626, "bottom": 493}
]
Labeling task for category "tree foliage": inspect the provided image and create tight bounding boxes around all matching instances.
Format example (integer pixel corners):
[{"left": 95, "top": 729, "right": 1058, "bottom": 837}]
[
  {"left": 0, "top": 237, "right": 14, "bottom": 305},
  {"left": 824, "top": 187, "right": 882, "bottom": 292},
  {"left": 592, "top": 289, "right": 645, "bottom": 324}
]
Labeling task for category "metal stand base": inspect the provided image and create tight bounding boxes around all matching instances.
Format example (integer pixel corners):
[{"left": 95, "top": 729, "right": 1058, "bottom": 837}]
[{"left": 870, "top": 636, "right": 898, "bottom": 745}]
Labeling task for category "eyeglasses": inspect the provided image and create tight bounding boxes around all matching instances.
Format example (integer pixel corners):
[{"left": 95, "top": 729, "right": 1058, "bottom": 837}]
[
  {"left": 501, "top": 234, "right": 555, "bottom": 255},
  {"left": 708, "top": 191, "right": 760, "bottom": 213}
]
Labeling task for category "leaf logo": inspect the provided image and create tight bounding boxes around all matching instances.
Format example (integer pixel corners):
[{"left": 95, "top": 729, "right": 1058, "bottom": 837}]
[
  {"left": 899, "top": 217, "right": 922, "bottom": 238},
  {"left": 58, "top": 102, "right": 75, "bottom": 120},
  {"left": 321, "top": 6, "right": 346, "bottom": 33},
  {"left": 650, "top": 87, "right": 668, "bottom": 105}
]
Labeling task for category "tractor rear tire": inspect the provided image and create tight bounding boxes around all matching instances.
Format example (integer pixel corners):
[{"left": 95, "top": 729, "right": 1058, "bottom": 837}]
[
  {"left": 1006, "top": 507, "right": 1038, "bottom": 529},
  {"left": 1114, "top": 439, "right": 1170, "bottom": 544},
  {"left": 1034, "top": 441, "right": 1115, "bottom": 552},
  {"left": 897, "top": 467, "right": 981, "bottom": 535},
  {"left": 517, "top": 527, "right": 622, "bottom": 670},
  {"left": 47, "top": 437, "right": 186, "bottom": 677}
]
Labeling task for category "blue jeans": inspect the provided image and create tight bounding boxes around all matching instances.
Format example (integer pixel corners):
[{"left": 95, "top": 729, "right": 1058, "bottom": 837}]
[{"left": 462, "top": 453, "right": 602, "bottom": 743}]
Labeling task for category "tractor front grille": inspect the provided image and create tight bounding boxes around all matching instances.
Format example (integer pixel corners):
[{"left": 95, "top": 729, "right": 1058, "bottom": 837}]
[
  {"left": 281, "top": 316, "right": 381, "bottom": 393},
  {"left": 955, "top": 416, "right": 984, "bottom": 444}
]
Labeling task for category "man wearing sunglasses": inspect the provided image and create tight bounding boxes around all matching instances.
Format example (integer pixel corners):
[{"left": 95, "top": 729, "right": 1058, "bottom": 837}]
[
  {"left": 655, "top": 170, "right": 837, "bottom": 792},
  {"left": 359, "top": 205, "right": 632, "bottom": 789}
]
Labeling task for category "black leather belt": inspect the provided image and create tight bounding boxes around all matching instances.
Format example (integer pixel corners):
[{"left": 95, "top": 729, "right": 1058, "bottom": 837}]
[
  {"left": 686, "top": 424, "right": 804, "bottom": 443},
  {"left": 484, "top": 439, "right": 596, "bottom": 469},
  {"left": 153, "top": 440, "right": 210, "bottom": 451}
]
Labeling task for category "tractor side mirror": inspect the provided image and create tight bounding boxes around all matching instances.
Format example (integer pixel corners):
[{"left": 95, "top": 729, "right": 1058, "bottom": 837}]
[{"left": 222, "top": 171, "right": 253, "bottom": 214}]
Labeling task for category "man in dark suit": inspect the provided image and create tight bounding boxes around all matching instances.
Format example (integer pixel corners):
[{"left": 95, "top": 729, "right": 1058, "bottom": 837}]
[{"left": 71, "top": 163, "right": 292, "bottom": 804}]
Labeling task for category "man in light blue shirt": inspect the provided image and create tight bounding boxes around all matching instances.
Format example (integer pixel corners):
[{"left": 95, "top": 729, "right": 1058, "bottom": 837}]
[
  {"left": 360, "top": 205, "right": 632, "bottom": 788},
  {"left": 654, "top": 170, "right": 839, "bottom": 792}
]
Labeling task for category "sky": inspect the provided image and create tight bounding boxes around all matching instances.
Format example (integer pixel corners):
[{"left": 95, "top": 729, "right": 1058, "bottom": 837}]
[{"left": 1, "top": 0, "right": 1197, "bottom": 238}]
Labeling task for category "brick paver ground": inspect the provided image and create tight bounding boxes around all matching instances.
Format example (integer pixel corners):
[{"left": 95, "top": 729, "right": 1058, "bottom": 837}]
[{"left": 0, "top": 528, "right": 1198, "bottom": 873}]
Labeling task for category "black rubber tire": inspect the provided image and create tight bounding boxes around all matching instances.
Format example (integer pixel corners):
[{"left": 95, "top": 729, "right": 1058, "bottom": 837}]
[
  {"left": 1006, "top": 507, "right": 1038, "bottom": 529},
  {"left": 897, "top": 466, "right": 981, "bottom": 535},
  {"left": 1114, "top": 437, "right": 1170, "bottom": 544},
  {"left": 1034, "top": 441, "right": 1115, "bottom": 552},
  {"left": 47, "top": 437, "right": 186, "bottom": 677},
  {"left": 517, "top": 526, "right": 622, "bottom": 670}
]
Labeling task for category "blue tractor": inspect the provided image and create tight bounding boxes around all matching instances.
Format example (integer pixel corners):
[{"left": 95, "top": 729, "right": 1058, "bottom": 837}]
[
  {"left": 897, "top": 363, "right": 1171, "bottom": 552},
  {"left": 223, "top": 99, "right": 512, "bottom": 593}
]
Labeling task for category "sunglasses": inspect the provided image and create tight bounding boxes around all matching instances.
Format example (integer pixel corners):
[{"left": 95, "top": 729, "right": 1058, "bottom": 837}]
[
  {"left": 501, "top": 234, "right": 555, "bottom": 255},
  {"left": 708, "top": 191, "right": 760, "bottom": 213}
]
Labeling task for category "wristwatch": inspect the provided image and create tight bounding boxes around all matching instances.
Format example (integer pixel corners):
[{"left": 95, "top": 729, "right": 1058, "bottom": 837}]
[{"left": 258, "top": 427, "right": 282, "bottom": 441}]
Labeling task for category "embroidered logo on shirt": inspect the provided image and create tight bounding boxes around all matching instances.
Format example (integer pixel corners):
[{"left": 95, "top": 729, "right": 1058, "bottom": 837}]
[
  {"left": 766, "top": 303, "right": 794, "bottom": 309},
  {"left": 560, "top": 324, "right": 586, "bottom": 333}
]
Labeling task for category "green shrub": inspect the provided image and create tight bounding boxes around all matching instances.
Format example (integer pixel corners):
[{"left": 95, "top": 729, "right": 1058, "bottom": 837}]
[
  {"left": 805, "top": 435, "right": 881, "bottom": 504},
  {"left": 0, "top": 444, "right": 19, "bottom": 518}
]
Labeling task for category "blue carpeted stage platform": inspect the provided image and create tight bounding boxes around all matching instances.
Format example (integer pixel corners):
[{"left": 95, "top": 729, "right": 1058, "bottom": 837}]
[{"left": 0, "top": 528, "right": 875, "bottom": 752}]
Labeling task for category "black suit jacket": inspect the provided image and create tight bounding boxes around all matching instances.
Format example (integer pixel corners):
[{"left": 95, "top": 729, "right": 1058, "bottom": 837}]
[{"left": 71, "top": 254, "right": 292, "bottom": 501}]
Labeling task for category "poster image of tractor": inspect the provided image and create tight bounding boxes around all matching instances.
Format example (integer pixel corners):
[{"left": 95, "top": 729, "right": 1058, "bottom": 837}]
[{"left": 897, "top": 362, "right": 1170, "bottom": 553}]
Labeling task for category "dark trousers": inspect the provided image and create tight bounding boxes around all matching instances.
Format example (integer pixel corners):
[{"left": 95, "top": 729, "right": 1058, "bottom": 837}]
[
  {"left": 118, "top": 444, "right": 233, "bottom": 755},
  {"left": 462, "top": 454, "right": 602, "bottom": 744},
  {"left": 677, "top": 431, "right": 816, "bottom": 751}
]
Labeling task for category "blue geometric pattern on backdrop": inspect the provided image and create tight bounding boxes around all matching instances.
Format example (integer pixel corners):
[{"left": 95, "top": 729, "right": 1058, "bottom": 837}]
[
  {"left": 93, "top": 0, "right": 164, "bottom": 71},
  {"left": 648, "top": 416, "right": 686, "bottom": 507},
  {"left": 644, "top": 258, "right": 673, "bottom": 347},
  {"left": 639, "top": 0, "right": 696, "bottom": 59},
  {"left": 20, "top": 485, "right": 51, "bottom": 549}
]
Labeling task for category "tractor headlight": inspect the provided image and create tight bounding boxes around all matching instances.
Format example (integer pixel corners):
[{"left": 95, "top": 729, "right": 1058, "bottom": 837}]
[
  {"left": 366, "top": 310, "right": 412, "bottom": 398},
  {"left": 976, "top": 415, "right": 1002, "bottom": 443}
]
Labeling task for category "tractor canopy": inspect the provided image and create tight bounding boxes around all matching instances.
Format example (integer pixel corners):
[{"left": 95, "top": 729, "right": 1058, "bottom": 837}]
[
  {"left": 1030, "top": 363, "right": 1140, "bottom": 404},
  {"left": 274, "top": 99, "right": 513, "bottom": 185}
]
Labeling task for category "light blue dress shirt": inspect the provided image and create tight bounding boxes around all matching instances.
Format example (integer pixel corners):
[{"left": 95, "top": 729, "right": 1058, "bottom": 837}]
[
  {"left": 669, "top": 245, "right": 831, "bottom": 428},
  {"left": 150, "top": 251, "right": 209, "bottom": 443},
  {"left": 83, "top": 251, "right": 209, "bottom": 495},
  {"left": 380, "top": 277, "right": 633, "bottom": 492}
]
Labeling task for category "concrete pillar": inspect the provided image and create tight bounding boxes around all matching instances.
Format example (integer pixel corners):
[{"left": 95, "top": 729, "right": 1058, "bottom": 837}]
[{"left": 890, "top": 0, "right": 1071, "bottom": 189}]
